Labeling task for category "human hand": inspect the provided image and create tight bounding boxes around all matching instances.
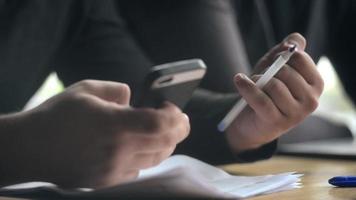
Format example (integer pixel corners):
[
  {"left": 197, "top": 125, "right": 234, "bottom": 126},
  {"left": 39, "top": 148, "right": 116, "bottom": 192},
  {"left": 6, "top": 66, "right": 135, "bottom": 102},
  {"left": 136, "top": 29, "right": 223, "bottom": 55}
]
[
  {"left": 225, "top": 33, "right": 324, "bottom": 152},
  {"left": 12, "top": 80, "right": 190, "bottom": 188}
]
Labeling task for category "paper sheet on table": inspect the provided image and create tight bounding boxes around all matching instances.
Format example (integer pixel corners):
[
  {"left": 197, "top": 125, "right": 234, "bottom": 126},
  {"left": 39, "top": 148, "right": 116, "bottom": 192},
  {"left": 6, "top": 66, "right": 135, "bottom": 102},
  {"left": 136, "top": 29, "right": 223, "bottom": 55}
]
[{"left": 0, "top": 155, "right": 302, "bottom": 199}]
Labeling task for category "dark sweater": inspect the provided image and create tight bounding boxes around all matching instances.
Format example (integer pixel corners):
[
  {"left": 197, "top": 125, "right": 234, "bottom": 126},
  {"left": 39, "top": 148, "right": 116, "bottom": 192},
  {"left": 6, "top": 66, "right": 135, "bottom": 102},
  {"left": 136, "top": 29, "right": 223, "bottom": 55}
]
[{"left": 0, "top": 0, "right": 275, "bottom": 165}]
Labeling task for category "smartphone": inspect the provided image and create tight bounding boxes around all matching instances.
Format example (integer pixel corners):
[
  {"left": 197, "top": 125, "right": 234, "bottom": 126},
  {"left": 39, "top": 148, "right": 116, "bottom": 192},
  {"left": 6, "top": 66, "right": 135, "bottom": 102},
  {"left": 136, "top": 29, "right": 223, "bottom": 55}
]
[{"left": 136, "top": 59, "right": 206, "bottom": 109}]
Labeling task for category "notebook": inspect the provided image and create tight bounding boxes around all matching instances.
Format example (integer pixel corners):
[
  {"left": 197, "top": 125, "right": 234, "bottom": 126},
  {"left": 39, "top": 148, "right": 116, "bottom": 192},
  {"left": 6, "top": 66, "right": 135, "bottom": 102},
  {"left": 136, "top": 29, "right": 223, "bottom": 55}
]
[
  {"left": 0, "top": 155, "right": 302, "bottom": 199},
  {"left": 278, "top": 138, "right": 356, "bottom": 159}
]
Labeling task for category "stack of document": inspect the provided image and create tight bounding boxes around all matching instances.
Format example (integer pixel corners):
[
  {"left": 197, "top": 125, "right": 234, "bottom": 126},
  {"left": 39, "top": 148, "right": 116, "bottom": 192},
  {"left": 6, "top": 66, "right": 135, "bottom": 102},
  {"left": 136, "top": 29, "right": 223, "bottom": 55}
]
[{"left": 0, "top": 155, "right": 302, "bottom": 199}]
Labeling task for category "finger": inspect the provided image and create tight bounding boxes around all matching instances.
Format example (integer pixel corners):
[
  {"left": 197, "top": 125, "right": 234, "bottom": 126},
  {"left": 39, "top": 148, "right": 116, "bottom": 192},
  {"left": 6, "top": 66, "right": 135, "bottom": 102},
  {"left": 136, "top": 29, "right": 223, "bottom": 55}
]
[
  {"left": 116, "top": 105, "right": 189, "bottom": 136},
  {"left": 234, "top": 73, "right": 281, "bottom": 120},
  {"left": 115, "top": 107, "right": 168, "bottom": 134},
  {"left": 287, "top": 51, "right": 324, "bottom": 94},
  {"left": 157, "top": 102, "right": 190, "bottom": 143},
  {"left": 120, "top": 102, "right": 183, "bottom": 133},
  {"left": 254, "top": 75, "right": 299, "bottom": 117},
  {"left": 126, "top": 111, "right": 189, "bottom": 152},
  {"left": 132, "top": 102, "right": 190, "bottom": 142},
  {"left": 274, "top": 64, "right": 312, "bottom": 101},
  {"left": 254, "top": 33, "right": 306, "bottom": 73},
  {"left": 74, "top": 80, "right": 131, "bottom": 105},
  {"left": 275, "top": 63, "right": 321, "bottom": 113},
  {"left": 158, "top": 101, "right": 183, "bottom": 114},
  {"left": 157, "top": 147, "right": 176, "bottom": 163},
  {"left": 114, "top": 109, "right": 188, "bottom": 149},
  {"left": 113, "top": 103, "right": 189, "bottom": 153},
  {"left": 284, "top": 32, "right": 306, "bottom": 51}
]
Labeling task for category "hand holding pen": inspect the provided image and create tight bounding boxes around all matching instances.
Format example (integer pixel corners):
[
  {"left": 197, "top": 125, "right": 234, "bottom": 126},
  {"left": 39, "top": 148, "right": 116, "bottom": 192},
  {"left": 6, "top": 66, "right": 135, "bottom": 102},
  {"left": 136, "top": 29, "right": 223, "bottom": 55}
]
[
  {"left": 219, "top": 44, "right": 297, "bottom": 132},
  {"left": 222, "top": 33, "right": 324, "bottom": 153}
]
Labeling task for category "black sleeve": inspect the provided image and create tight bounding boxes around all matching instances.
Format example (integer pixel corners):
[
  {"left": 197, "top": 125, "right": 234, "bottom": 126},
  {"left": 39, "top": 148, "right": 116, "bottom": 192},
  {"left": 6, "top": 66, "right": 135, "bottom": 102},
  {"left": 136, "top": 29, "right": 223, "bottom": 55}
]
[
  {"left": 52, "top": 0, "right": 153, "bottom": 101},
  {"left": 175, "top": 89, "right": 277, "bottom": 165}
]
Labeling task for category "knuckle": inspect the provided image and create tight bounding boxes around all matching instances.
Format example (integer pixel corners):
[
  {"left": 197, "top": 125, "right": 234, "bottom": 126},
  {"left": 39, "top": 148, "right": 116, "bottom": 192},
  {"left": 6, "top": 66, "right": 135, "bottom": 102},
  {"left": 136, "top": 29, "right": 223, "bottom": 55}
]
[
  {"left": 250, "top": 75, "right": 260, "bottom": 82},
  {"left": 117, "top": 83, "right": 131, "bottom": 97},
  {"left": 314, "top": 76, "right": 325, "bottom": 94},
  {"left": 277, "top": 65, "right": 291, "bottom": 79},
  {"left": 164, "top": 146, "right": 176, "bottom": 157},
  {"left": 164, "top": 102, "right": 182, "bottom": 115},
  {"left": 269, "top": 112, "right": 283, "bottom": 124},
  {"left": 138, "top": 109, "right": 165, "bottom": 133},
  {"left": 65, "top": 93, "right": 92, "bottom": 108},
  {"left": 161, "top": 134, "right": 176, "bottom": 147},
  {"left": 123, "top": 170, "right": 139, "bottom": 181},
  {"left": 255, "top": 93, "right": 270, "bottom": 109},
  {"left": 292, "top": 51, "right": 304, "bottom": 61},
  {"left": 179, "top": 114, "right": 191, "bottom": 138},
  {"left": 319, "top": 78, "right": 325, "bottom": 92},
  {"left": 304, "top": 95, "right": 319, "bottom": 112},
  {"left": 171, "top": 113, "right": 190, "bottom": 137},
  {"left": 115, "top": 132, "right": 131, "bottom": 149},
  {"left": 171, "top": 104, "right": 182, "bottom": 114},
  {"left": 185, "top": 125, "right": 191, "bottom": 138},
  {"left": 268, "top": 79, "right": 284, "bottom": 92},
  {"left": 146, "top": 136, "right": 170, "bottom": 152},
  {"left": 163, "top": 111, "right": 179, "bottom": 126},
  {"left": 265, "top": 80, "right": 288, "bottom": 103},
  {"left": 78, "top": 79, "right": 97, "bottom": 91},
  {"left": 284, "top": 105, "right": 304, "bottom": 123},
  {"left": 147, "top": 114, "right": 165, "bottom": 133},
  {"left": 153, "top": 118, "right": 165, "bottom": 133},
  {"left": 260, "top": 102, "right": 281, "bottom": 122},
  {"left": 151, "top": 154, "right": 163, "bottom": 166},
  {"left": 293, "top": 110, "right": 306, "bottom": 123}
]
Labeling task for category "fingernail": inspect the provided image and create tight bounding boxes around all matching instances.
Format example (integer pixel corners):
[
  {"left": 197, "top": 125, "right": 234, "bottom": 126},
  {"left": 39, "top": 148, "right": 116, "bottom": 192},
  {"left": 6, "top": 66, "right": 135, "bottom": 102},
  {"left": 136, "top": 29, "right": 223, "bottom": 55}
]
[
  {"left": 235, "top": 74, "right": 250, "bottom": 89},
  {"left": 235, "top": 73, "right": 245, "bottom": 83},
  {"left": 285, "top": 38, "right": 297, "bottom": 45},
  {"left": 183, "top": 113, "right": 190, "bottom": 122},
  {"left": 283, "top": 33, "right": 304, "bottom": 49}
]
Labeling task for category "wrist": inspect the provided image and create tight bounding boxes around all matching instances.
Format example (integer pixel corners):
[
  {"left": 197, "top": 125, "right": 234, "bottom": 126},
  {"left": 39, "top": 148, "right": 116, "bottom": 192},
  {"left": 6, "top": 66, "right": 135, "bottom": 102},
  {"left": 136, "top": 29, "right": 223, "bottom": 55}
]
[
  {"left": 0, "top": 111, "right": 40, "bottom": 186},
  {"left": 225, "top": 128, "right": 264, "bottom": 154}
]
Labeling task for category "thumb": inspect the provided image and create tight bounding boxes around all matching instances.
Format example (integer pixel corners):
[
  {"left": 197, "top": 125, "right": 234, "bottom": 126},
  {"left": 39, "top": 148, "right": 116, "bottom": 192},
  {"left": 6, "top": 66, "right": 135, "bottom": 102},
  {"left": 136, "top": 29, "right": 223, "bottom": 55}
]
[{"left": 254, "top": 33, "right": 306, "bottom": 73}]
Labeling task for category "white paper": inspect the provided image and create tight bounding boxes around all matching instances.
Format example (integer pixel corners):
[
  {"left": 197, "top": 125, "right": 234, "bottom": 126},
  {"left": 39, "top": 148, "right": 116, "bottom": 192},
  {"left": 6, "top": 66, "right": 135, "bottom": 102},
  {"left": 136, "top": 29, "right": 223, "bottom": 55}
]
[{"left": 0, "top": 155, "right": 302, "bottom": 199}]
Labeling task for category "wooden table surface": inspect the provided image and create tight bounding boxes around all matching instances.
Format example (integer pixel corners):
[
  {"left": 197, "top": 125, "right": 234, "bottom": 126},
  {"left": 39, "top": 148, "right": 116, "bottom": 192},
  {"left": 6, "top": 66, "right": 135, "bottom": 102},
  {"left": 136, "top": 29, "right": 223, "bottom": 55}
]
[{"left": 222, "top": 156, "right": 356, "bottom": 200}]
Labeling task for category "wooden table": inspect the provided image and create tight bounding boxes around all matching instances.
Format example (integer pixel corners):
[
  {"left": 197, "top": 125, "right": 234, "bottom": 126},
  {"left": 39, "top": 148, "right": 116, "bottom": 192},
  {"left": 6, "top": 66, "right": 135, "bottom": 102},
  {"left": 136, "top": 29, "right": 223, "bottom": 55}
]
[{"left": 222, "top": 156, "right": 356, "bottom": 200}]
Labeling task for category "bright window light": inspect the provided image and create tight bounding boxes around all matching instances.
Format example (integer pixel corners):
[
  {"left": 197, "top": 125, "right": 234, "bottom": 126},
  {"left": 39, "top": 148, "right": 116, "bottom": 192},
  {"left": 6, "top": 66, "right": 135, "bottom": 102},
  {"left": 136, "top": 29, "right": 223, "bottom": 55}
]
[{"left": 314, "top": 57, "right": 356, "bottom": 136}]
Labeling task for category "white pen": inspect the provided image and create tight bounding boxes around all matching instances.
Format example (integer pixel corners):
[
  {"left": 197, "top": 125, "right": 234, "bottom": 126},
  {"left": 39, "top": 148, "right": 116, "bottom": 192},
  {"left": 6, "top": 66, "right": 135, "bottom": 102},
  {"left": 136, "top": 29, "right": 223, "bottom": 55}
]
[{"left": 217, "top": 45, "right": 297, "bottom": 132}]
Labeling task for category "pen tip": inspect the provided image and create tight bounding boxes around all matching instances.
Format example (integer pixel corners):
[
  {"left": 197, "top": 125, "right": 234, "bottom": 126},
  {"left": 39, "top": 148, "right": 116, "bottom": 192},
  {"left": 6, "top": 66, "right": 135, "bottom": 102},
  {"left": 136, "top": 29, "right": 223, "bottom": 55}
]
[
  {"left": 289, "top": 44, "right": 297, "bottom": 52},
  {"left": 217, "top": 123, "right": 225, "bottom": 132}
]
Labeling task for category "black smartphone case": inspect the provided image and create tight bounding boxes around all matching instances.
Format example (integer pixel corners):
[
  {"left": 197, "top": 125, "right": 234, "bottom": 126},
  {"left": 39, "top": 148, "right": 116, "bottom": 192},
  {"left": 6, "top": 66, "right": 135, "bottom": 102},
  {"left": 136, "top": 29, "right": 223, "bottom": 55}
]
[
  {"left": 136, "top": 59, "right": 205, "bottom": 109},
  {"left": 139, "top": 79, "right": 203, "bottom": 109}
]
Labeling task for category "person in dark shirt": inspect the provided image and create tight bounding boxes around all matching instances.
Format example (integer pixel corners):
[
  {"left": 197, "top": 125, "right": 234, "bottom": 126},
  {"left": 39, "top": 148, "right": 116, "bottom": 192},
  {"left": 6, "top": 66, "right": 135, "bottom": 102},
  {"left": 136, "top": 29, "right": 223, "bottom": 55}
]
[
  {"left": 115, "top": 0, "right": 355, "bottom": 142},
  {"left": 0, "top": 0, "right": 323, "bottom": 188}
]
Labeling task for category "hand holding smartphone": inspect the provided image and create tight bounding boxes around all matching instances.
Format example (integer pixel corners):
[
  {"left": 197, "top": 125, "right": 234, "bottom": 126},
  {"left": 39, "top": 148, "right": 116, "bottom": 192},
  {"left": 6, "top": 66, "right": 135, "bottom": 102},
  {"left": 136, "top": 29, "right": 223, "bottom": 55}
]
[{"left": 136, "top": 59, "right": 206, "bottom": 109}]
